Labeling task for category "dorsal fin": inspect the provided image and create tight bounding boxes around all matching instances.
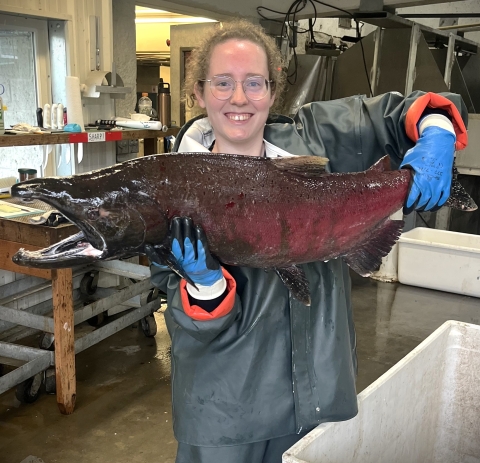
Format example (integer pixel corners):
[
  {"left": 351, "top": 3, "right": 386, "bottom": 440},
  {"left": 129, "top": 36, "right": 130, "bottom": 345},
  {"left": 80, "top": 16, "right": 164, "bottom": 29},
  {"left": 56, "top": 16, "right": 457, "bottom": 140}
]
[
  {"left": 368, "top": 155, "right": 392, "bottom": 173},
  {"left": 271, "top": 155, "right": 328, "bottom": 177}
]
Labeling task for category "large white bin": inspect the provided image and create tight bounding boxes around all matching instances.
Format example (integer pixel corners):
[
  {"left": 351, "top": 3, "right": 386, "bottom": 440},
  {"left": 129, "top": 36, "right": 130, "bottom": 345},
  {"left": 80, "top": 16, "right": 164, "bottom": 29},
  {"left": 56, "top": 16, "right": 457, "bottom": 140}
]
[
  {"left": 397, "top": 227, "right": 480, "bottom": 297},
  {"left": 283, "top": 321, "right": 480, "bottom": 463}
]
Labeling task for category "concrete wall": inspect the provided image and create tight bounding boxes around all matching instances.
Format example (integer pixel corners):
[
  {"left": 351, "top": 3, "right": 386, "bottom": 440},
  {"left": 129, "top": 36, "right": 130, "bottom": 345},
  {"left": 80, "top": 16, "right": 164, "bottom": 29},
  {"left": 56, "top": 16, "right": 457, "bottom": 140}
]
[{"left": 137, "top": 22, "right": 171, "bottom": 52}]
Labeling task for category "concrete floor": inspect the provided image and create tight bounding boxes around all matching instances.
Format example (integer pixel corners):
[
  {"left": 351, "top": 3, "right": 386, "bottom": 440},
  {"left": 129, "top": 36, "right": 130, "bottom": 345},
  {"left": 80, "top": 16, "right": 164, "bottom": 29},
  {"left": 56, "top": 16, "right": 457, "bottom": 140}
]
[{"left": 0, "top": 272, "right": 479, "bottom": 463}]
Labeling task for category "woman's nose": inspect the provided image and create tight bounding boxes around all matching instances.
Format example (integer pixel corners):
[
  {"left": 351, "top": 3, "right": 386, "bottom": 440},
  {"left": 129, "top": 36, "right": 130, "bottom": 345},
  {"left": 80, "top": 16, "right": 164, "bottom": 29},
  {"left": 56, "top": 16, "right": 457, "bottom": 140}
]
[{"left": 229, "top": 83, "right": 249, "bottom": 105}]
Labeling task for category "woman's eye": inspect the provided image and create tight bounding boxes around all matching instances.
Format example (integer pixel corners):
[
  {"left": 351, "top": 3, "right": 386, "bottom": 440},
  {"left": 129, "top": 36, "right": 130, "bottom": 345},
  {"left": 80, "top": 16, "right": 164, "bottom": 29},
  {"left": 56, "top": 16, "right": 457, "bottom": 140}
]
[{"left": 245, "top": 79, "right": 264, "bottom": 91}]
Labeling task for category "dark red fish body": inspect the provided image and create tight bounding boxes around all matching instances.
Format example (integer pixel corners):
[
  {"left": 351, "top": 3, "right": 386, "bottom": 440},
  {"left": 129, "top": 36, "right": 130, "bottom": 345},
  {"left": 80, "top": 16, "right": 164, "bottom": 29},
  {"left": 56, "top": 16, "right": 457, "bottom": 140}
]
[{"left": 150, "top": 154, "right": 410, "bottom": 268}]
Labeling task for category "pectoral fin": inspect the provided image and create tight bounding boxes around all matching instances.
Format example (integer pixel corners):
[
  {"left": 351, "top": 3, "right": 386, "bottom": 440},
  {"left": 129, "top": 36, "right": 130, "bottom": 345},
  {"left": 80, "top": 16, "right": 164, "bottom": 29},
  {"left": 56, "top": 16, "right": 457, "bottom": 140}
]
[
  {"left": 275, "top": 265, "right": 311, "bottom": 306},
  {"left": 343, "top": 218, "right": 404, "bottom": 276},
  {"left": 144, "top": 243, "right": 198, "bottom": 289}
]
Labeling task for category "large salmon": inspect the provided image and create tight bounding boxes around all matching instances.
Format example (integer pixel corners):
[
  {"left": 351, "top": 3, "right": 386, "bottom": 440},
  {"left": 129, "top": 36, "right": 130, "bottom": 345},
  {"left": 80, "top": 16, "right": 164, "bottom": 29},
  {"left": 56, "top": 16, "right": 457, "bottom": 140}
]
[{"left": 10, "top": 153, "right": 476, "bottom": 305}]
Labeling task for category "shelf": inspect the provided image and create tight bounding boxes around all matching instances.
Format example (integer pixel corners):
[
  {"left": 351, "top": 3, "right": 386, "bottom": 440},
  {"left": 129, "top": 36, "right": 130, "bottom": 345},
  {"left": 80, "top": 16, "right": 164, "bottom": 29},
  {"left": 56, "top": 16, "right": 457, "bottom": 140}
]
[{"left": 0, "top": 127, "right": 180, "bottom": 148}]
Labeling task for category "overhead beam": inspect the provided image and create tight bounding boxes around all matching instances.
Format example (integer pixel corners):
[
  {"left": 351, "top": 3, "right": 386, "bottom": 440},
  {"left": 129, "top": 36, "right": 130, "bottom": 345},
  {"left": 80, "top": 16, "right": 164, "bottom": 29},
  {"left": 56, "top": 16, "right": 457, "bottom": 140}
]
[
  {"left": 400, "top": 13, "right": 480, "bottom": 18},
  {"left": 134, "top": 0, "right": 469, "bottom": 22}
]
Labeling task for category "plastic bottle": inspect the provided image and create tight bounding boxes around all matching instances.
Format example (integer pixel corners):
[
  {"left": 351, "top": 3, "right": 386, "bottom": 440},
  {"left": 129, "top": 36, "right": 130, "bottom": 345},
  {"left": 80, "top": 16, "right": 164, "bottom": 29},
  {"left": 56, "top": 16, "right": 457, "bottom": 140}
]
[
  {"left": 43, "top": 104, "right": 51, "bottom": 129},
  {"left": 0, "top": 95, "right": 4, "bottom": 135},
  {"left": 51, "top": 103, "right": 58, "bottom": 129},
  {"left": 57, "top": 104, "right": 64, "bottom": 129},
  {"left": 138, "top": 93, "right": 152, "bottom": 116}
]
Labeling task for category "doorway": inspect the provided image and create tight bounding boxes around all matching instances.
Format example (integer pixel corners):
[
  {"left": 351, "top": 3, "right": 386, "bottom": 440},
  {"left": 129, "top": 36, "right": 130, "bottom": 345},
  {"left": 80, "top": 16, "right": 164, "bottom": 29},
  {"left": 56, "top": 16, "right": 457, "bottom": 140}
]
[{"left": 135, "top": 6, "right": 217, "bottom": 131}]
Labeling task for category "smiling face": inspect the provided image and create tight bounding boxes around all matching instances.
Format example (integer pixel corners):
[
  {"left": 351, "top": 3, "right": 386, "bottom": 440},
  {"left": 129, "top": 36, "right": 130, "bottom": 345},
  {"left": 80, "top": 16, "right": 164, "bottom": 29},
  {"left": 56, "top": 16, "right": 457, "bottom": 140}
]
[{"left": 194, "top": 39, "right": 275, "bottom": 156}]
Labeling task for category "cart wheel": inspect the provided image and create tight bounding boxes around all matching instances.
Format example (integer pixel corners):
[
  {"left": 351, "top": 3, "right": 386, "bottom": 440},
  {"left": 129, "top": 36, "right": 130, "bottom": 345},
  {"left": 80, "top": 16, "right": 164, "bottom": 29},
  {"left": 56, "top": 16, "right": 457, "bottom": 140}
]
[
  {"left": 15, "top": 373, "right": 43, "bottom": 404},
  {"left": 87, "top": 311, "right": 105, "bottom": 327},
  {"left": 141, "top": 315, "right": 157, "bottom": 337},
  {"left": 44, "top": 368, "right": 56, "bottom": 394},
  {"left": 39, "top": 332, "right": 55, "bottom": 350},
  {"left": 80, "top": 271, "right": 99, "bottom": 296}
]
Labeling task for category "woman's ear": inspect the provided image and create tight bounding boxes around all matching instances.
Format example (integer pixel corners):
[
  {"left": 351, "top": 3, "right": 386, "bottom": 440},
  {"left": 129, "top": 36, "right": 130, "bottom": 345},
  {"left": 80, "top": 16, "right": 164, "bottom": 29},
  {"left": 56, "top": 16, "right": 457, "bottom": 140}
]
[
  {"left": 269, "top": 92, "right": 276, "bottom": 109},
  {"left": 194, "top": 82, "right": 206, "bottom": 109}
]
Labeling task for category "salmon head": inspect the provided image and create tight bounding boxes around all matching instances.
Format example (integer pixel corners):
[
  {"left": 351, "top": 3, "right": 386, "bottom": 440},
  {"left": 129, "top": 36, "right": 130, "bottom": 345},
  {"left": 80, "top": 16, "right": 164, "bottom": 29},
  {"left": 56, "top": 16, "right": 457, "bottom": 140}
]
[{"left": 11, "top": 167, "right": 169, "bottom": 268}]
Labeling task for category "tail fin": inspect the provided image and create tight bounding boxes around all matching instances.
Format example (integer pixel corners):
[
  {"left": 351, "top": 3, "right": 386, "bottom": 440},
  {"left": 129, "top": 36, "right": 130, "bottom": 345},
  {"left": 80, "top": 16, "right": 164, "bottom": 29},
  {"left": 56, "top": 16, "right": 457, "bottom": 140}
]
[
  {"left": 371, "top": 156, "right": 476, "bottom": 211},
  {"left": 446, "top": 178, "right": 477, "bottom": 211}
]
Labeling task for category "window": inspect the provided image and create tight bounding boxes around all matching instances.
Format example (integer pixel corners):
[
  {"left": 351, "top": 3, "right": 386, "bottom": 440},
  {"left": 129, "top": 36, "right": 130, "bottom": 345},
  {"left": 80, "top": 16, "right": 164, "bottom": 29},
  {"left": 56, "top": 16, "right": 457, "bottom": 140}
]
[{"left": 0, "top": 14, "right": 51, "bottom": 179}]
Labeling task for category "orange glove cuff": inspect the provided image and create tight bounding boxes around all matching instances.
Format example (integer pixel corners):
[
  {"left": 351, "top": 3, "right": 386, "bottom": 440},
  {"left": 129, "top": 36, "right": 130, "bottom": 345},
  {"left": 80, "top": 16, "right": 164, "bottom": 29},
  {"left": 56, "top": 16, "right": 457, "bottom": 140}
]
[
  {"left": 180, "top": 268, "right": 236, "bottom": 321},
  {"left": 405, "top": 92, "right": 468, "bottom": 150}
]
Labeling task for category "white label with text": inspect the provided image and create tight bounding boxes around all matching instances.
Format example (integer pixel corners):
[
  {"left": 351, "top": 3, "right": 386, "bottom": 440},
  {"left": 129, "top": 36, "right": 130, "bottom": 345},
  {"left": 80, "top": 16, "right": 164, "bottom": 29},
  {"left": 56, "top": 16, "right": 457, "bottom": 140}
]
[{"left": 88, "top": 132, "right": 106, "bottom": 143}]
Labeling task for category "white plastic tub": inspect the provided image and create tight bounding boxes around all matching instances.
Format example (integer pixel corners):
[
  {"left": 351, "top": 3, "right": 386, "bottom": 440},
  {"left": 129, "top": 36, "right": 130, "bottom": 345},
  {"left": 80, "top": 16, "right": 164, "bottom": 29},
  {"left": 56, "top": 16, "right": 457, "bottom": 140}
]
[
  {"left": 397, "top": 227, "right": 480, "bottom": 297},
  {"left": 283, "top": 320, "right": 480, "bottom": 463}
]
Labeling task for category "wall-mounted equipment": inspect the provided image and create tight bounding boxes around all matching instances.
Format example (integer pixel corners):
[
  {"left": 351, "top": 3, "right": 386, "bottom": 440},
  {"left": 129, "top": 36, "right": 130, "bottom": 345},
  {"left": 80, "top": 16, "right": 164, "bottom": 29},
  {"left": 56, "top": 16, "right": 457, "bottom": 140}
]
[{"left": 82, "top": 64, "right": 132, "bottom": 99}]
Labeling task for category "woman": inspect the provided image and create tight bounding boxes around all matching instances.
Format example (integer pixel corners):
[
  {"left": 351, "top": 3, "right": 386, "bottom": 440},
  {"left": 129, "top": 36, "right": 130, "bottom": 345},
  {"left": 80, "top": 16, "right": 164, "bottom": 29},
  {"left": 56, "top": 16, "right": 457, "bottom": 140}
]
[{"left": 148, "top": 19, "right": 467, "bottom": 463}]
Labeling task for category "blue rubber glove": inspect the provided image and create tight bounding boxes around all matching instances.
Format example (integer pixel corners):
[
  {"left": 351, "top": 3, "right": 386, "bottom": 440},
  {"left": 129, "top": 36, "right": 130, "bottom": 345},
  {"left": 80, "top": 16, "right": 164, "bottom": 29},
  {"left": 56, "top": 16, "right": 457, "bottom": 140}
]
[
  {"left": 400, "top": 125, "right": 455, "bottom": 212},
  {"left": 170, "top": 216, "right": 223, "bottom": 287}
]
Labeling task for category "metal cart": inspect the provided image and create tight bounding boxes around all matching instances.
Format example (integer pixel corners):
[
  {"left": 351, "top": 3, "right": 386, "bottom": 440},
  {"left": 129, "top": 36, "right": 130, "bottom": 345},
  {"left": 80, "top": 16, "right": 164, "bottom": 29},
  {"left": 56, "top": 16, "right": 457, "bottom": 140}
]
[{"left": 0, "top": 259, "right": 163, "bottom": 407}]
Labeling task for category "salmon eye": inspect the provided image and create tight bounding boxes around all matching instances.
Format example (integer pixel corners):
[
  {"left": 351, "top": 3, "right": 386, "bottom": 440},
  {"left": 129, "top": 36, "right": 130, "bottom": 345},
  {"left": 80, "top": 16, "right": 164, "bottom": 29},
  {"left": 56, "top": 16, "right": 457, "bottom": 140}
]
[{"left": 87, "top": 208, "right": 100, "bottom": 220}]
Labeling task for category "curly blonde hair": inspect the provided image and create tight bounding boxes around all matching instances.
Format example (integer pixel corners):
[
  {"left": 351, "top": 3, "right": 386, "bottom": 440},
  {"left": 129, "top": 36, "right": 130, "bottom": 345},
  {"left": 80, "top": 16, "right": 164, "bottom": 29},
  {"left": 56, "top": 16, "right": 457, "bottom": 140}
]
[{"left": 183, "top": 19, "right": 286, "bottom": 114}]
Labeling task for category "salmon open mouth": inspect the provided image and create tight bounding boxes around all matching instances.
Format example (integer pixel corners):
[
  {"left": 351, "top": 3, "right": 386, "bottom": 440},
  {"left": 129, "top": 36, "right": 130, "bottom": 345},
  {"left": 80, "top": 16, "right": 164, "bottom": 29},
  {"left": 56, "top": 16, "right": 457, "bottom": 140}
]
[{"left": 12, "top": 231, "right": 106, "bottom": 269}]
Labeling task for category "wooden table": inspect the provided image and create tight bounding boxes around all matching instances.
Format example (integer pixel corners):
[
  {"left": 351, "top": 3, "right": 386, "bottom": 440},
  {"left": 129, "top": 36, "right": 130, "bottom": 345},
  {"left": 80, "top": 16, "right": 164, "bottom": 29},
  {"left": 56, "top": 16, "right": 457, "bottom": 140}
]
[
  {"left": 0, "top": 127, "right": 180, "bottom": 149},
  {"left": 0, "top": 126, "right": 180, "bottom": 413},
  {"left": 0, "top": 200, "right": 79, "bottom": 413}
]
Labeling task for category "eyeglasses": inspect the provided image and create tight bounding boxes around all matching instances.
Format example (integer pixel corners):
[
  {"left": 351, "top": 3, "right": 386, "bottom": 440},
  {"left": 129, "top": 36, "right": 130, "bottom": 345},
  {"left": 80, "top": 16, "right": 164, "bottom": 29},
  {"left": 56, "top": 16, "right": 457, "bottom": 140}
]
[{"left": 199, "top": 75, "right": 273, "bottom": 101}]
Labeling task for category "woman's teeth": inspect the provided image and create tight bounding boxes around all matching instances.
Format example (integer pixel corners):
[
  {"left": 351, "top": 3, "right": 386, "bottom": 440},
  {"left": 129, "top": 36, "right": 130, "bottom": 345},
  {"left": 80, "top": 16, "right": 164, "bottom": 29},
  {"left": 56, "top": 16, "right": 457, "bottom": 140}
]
[{"left": 228, "top": 114, "right": 250, "bottom": 121}]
